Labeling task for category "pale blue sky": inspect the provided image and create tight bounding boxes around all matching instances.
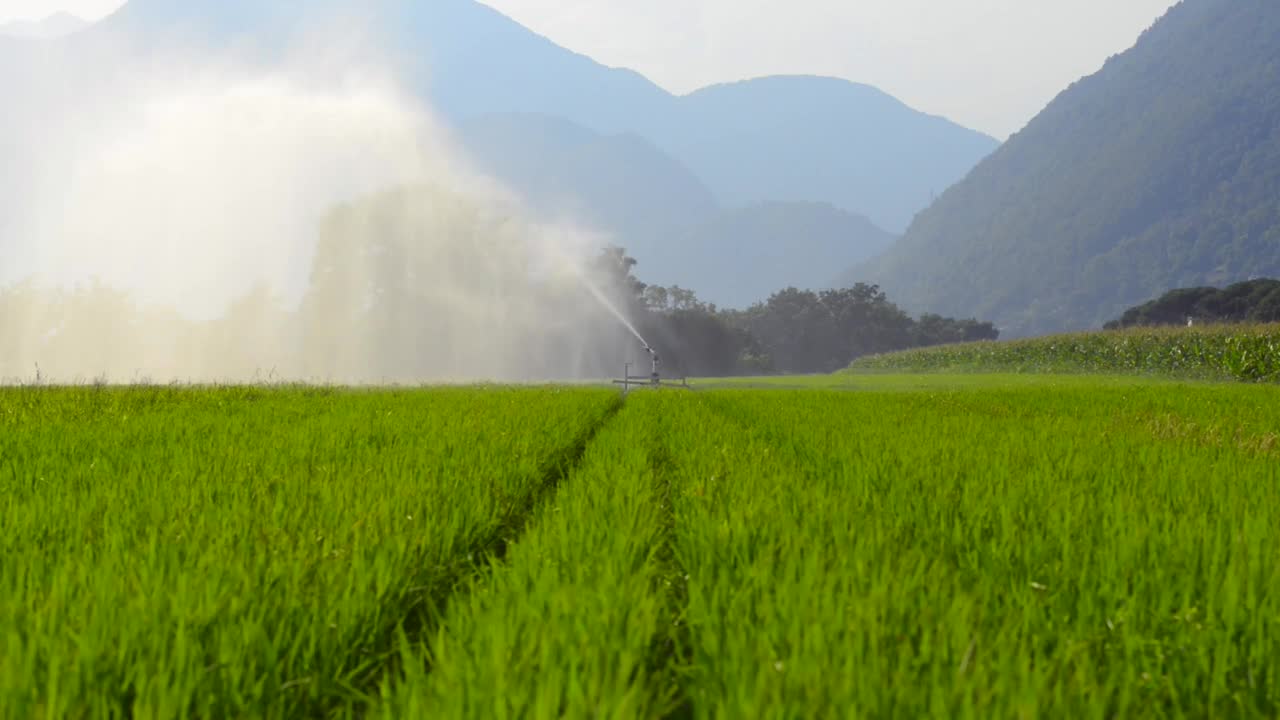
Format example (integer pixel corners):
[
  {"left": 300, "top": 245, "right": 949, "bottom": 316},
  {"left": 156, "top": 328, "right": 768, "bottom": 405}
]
[{"left": 1, "top": 0, "right": 1179, "bottom": 137}]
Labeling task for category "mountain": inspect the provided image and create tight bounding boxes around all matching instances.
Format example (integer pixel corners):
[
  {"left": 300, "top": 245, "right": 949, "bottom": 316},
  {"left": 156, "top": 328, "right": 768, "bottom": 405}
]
[
  {"left": 857, "top": 0, "right": 1280, "bottom": 337},
  {"left": 92, "top": 0, "right": 997, "bottom": 235},
  {"left": 660, "top": 76, "right": 998, "bottom": 233},
  {"left": 660, "top": 202, "right": 897, "bottom": 310},
  {"left": 96, "top": 0, "right": 677, "bottom": 137},
  {"left": 456, "top": 113, "right": 719, "bottom": 257},
  {"left": 458, "top": 116, "right": 896, "bottom": 308},
  {"left": 0, "top": 12, "right": 87, "bottom": 39}
]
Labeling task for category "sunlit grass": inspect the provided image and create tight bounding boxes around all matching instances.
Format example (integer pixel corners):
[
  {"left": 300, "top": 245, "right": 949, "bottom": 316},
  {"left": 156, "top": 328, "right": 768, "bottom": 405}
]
[
  {"left": 7, "top": 377, "right": 1280, "bottom": 717},
  {"left": 664, "top": 384, "right": 1280, "bottom": 716},
  {"left": 0, "top": 385, "right": 619, "bottom": 718}
]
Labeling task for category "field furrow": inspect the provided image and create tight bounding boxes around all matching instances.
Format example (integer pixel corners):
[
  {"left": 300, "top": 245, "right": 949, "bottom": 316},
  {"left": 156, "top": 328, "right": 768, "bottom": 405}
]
[{"left": 375, "top": 390, "right": 687, "bottom": 718}]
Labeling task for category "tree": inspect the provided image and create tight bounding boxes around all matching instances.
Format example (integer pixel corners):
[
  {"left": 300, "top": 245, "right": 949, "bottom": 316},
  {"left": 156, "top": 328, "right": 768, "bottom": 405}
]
[
  {"left": 1106, "top": 279, "right": 1280, "bottom": 328},
  {"left": 591, "top": 246, "right": 648, "bottom": 314}
]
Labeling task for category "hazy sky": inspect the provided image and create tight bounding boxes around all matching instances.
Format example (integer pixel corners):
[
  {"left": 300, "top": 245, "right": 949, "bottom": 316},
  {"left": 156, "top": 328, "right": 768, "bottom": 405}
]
[{"left": 2, "top": 0, "right": 1179, "bottom": 137}]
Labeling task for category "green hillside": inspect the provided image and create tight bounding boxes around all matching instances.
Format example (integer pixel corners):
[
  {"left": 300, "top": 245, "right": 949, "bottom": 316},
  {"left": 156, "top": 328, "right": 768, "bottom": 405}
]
[{"left": 858, "top": 0, "right": 1280, "bottom": 336}]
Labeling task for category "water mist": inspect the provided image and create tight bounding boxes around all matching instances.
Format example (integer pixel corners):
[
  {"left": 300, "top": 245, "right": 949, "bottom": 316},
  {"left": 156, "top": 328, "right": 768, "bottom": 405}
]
[{"left": 0, "top": 19, "right": 643, "bottom": 383}]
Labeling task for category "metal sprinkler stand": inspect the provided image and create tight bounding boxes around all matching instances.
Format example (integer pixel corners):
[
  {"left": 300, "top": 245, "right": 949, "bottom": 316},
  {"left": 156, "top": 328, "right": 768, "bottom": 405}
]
[{"left": 613, "top": 345, "right": 689, "bottom": 395}]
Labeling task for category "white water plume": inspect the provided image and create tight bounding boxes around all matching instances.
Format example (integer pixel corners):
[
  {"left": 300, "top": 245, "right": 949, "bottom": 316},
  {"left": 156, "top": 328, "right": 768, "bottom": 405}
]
[
  {"left": 579, "top": 274, "right": 651, "bottom": 350},
  {"left": 0, "top": 20, "right": 642, "bottom": 383}
]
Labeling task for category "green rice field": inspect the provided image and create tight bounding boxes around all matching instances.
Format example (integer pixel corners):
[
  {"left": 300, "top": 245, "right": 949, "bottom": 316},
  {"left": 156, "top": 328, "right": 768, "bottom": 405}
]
[{"left": 4, "top": 376, "right": 1280, "bottom": 718}]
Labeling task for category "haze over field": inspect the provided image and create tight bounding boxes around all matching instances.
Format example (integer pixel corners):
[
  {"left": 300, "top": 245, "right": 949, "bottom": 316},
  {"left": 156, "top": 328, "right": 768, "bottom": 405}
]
[
  {"left": 0, "top": 0, "right": 991, "bottom": 382},
  {"left": 2, "top": 0, "right": 1266, "bottom": 380},
  {"left": 0, "top": 13, "right": 642, "bottom": 382}
]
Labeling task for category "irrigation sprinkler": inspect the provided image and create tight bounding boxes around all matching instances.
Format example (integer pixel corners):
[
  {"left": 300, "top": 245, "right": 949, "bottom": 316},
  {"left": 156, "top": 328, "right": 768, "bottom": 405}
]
[{"left": 612, "top": 344, "right": 689, "bottom": 395}]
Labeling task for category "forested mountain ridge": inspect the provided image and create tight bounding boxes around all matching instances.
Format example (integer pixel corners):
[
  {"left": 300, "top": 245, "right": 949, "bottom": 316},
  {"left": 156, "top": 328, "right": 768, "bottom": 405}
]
[{"left": 857, "top": 0, "right": 1280, "bottom": 336}]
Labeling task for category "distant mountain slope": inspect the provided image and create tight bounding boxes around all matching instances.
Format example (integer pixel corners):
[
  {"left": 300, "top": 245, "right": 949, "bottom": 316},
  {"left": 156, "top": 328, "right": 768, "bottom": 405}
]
[
  {"left": 451, "top": 116, "right": 901, "bottom": 307},
  {"left": 0, "top": 12, "right": 87, "bottom": 39},
  {"left": 97, "top": 0, "right": 677, "bottom": 136},
  {"left": 858, "top": 0, "right": 1280, "bottom": 336},
  {"left": 657, "top": 202, "right": 897, "bottom": 310},
  {"left": 91, "top": 0, "right": 997, "bottom": 234},
  {"left": 456, "top": 112, "right": 720, "bottom": 260},
  {"left": 662, "top": 76, "right": 998, "bottom": 233}
]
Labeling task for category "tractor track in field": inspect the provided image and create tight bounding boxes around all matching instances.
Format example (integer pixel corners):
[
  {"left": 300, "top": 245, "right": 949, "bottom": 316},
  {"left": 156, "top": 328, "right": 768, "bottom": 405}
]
[
  {"left": 487, "top": 394, "right": 627, "bottom": 564},
  {"left": 640, "top": 407, "right": 697, "bottom": 720},
  {"left": 348, "top": 391, "right": 703, "bottom": 717},
  {"left": 624, "top": 397, "right": 696, "bottom": 717},
  {"left": 652, "top": 390, "right": 764, "bottom": 719},
  {"left": 342, "top": 396, "right": 627, "bottom": 717}
]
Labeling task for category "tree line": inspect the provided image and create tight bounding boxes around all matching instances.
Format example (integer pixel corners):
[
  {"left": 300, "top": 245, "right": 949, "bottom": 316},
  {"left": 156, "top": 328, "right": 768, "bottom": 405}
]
[
  {"left": 1105, "top": 279, "right": 1280, "bottom": 329},
  {"left": 594, "top": 247, "right": 998, "bottom": 377}
]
